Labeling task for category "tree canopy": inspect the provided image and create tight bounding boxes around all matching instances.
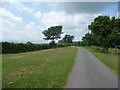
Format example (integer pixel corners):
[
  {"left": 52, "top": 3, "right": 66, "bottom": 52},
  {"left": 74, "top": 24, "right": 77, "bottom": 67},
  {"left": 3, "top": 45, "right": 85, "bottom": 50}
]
[
  {"left": 82, "top": 16, "right": 120, "bottom": 52},
  {"left": 82, "top": 33, "right": 97, "bottom": 46},
  {"left": 42, "top": 26, "right": 63, "bottom": 43}
]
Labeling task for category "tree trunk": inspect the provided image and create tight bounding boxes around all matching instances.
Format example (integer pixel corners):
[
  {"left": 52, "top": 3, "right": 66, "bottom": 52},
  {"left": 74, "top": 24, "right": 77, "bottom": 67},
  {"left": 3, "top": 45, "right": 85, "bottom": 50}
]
[
  {"left": 104, "top": 47, "right": 108, "bottom": 53},
  {"left": 50, "top": 39, "right": 56, "bottom": 48}
]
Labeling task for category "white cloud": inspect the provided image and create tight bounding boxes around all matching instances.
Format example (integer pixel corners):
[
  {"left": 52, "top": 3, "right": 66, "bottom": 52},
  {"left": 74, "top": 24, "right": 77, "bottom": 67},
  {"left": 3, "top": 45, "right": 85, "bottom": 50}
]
[
  {"left": 0, "top": 8, "right": 22, "bottom": 35},
  {"left": 0, "top": 8, "right": 22, "bottom": 41},
  {"left": 41, "top": 11, "right": 101, "bottom": 41},
  {"left": 25, "top": 22, "right": 35, "bottom": 29},
  {"left": 0, "top": 8, "right": 22, "bottom": 23},
  {"left": 0, "top": 8, "right": 45, "bottom": 43},
  {"left": 14, "top": 22, "right": 44, "bottom": 42},
  {"left": 8, "top": 2, "right": 43, "bottom": 20},
  {"left": 34, "top": 11, "right": 42, "bottom": 19},
  {"left": 2, "top": 21, "right": 44, "bottom": 42},
  {"left": 1, "top": 2, "right": 104, "bottom": 42}
]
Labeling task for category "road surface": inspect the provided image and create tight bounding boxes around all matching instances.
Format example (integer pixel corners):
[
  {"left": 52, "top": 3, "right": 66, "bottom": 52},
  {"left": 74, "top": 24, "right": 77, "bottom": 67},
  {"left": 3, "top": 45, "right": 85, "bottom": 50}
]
[{"left": 65, "top": 47, "right": 118, "bottom": 88}]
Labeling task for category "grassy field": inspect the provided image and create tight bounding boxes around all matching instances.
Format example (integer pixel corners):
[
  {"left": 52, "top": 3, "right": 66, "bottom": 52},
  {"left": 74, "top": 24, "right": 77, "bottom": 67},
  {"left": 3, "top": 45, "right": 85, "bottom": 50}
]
[
  {"left": 83, "top": 46, "right": 119, "bottom": 77},
  {"left": 2, "top": 47, "right": 77, "bottom": 88}
]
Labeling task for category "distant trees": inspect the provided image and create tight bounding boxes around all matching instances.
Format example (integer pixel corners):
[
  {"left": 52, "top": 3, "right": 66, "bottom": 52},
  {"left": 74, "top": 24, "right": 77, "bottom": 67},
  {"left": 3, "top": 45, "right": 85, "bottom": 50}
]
[
  {"left": 2, "top": 25, "right": 75, "bottom": 54},
  {"left": 58, "top": 34, "right": 74, "bottom": 45},
  {"left": 63, "top": 34, "right": 74, "bottom": 43},
  {"left": 59, "top": 34, "right": 74, "bottom": 44},
  {"left": 82, "top": 16, "right": 120, "bottom": 52},
  {"left": 42, "top": 26, "right": 75, "bottom": 47},
  {"left": 4, "top": 15, "right": 120, "bottom": 54}
]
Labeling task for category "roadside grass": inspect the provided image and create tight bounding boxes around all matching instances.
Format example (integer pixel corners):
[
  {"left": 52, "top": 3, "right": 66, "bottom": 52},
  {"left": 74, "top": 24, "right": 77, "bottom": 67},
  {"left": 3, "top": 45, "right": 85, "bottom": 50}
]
[
  {"left": 2, "top": 47, "right": 77, "bottom": 88},
  {"left": 83, "top": 46, "right": 119, "bottom": 77}
]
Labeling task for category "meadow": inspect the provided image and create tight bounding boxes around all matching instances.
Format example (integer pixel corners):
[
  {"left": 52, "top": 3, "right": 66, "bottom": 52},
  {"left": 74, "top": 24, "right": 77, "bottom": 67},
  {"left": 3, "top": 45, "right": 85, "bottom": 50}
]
[{"left": 2, "top": 47, "right": 77, "bottom": 88}]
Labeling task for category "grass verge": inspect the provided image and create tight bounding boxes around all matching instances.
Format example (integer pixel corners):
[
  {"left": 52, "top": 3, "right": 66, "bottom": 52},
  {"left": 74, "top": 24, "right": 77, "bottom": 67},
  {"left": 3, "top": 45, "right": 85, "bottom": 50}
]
[
  {"left": 83, "top": 46, "right": 119, "bottom": 77},
  {"left": 2, "top": 47, "right": 77, "bottom": 88}
]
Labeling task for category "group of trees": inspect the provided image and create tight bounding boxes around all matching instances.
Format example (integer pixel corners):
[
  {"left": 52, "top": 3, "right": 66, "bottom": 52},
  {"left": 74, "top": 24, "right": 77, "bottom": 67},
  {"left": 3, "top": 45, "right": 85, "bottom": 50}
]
[
  {"left": 2, "top": 25, "right": 75, "bottom": 54},
  {"left": 42, "top": 25, "right": 75, "bottom": 46},
  {"left": 42, "top": 15, "right": 120, "bottom": 53},
  {"left": 82, "top": 16, "right": 120, "bottom": 52},
  {"left": 2, "top": 26, "right": 74, "bottom": 54},
  {"left": 58, "top": 34, "right": 74, "bottom": 44},
  {"left": 2, "top": 15, "right": 119, "bottom": 54}
]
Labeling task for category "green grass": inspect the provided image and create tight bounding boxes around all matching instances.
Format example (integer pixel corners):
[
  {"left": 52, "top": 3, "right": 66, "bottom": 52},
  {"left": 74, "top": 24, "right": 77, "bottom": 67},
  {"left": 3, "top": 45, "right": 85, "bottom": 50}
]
[
  {"left": 83, "top": 46, "right": 119, "bottom": 77},
  {"left": 2, "top": 47, "right": 77, "bottom": 88}
]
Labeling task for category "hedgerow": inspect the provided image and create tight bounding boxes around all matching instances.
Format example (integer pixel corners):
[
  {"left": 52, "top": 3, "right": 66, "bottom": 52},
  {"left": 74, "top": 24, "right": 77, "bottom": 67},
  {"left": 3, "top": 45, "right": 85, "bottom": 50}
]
[{"left": 1, "top": 42, "right": 69, "bottom": 54}]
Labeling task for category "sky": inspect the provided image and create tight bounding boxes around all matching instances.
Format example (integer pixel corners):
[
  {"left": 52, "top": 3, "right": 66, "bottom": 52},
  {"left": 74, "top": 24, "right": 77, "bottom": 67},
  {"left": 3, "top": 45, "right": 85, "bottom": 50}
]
[{"left": 0, "top": 1, "right": 119, "bottom": 43}]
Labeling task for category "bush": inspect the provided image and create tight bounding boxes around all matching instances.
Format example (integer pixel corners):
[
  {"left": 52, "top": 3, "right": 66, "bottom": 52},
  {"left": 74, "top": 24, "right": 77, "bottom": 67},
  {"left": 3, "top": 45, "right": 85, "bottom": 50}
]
[
  {"left": 91, "top": 46, "right": 104, "bottom": 53},
  {"left": 56, "top": 43, "right": 68, "bottom": 47},
  {"left": 108, "top": 48, "right": 120, "bottom": 54},
  {"left": 90, "top": 46, "right": 120, "bottom": 54}
]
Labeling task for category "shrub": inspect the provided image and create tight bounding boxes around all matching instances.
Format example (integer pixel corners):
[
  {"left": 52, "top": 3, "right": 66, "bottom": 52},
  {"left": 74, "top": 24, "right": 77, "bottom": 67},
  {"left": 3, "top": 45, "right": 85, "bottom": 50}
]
[
  {"left": 56, "top": 43, "right": 68, "bottom": 47},
  {"left": 91, "top": 46, "right": 104, "bottom": 53},
  {"left": 108, "top": 48, "right": 120, "bottom": 54}
]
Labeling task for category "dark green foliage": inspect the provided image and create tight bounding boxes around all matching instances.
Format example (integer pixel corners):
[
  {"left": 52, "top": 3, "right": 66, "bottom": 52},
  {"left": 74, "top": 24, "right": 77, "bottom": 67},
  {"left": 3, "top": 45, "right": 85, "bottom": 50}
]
[
  {"left": 1, "top": 42, "right": 46, "bottom": 54},
  {"left": 82, "top": 16, "right": 120, "bottom": 52},
  {"left": 90, "top": 46, "right": 104, "bottom": 53},
  {"left": 89, "top": 16, "right": 112, "bottom": 37},
  {"left": 2, "top": 41, "right": 69, "bottom": 54},
  {"left": 82, "top": 33, "right": 98, "bottom": 46},
  {"left": 72, "top": 41, "right": 84, "bottom": 46},
  {"left": 42, "top": 26, "right": 63, "bottom": 42},
  {"left": 62, "top": 34, "right": 74, "bottom": 43},
  {"left": 49, "top": 41, "right": 56, "bottom": 48},
  {"left": 42, "top": 25, "right": 63, "bottom": 48},
  {"left": 58, "top": 34, "right": 74, "bottom": 45},
  {"left": 56, "top": 43, "right": 69, "bottom": 47}
]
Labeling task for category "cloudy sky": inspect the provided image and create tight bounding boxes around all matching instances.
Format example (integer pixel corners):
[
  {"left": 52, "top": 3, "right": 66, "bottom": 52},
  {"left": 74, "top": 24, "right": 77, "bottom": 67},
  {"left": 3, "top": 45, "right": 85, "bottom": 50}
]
[{"left": 0, "top": 1, "right": 119, "bottom": 43}]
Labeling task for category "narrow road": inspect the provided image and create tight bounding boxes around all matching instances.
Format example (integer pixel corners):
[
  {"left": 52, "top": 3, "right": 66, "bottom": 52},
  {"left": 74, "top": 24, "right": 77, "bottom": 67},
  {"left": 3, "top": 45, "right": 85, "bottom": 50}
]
[{"left": 65, "top": 47, "right": 118, "bottom": 88}]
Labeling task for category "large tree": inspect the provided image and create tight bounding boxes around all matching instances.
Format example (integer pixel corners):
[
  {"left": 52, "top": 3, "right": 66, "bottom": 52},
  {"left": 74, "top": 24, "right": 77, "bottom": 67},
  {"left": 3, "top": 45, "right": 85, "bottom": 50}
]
[
  {"left": 88, "top": 16, "right": 120, "bottom": 52},
  {"left": 42, "top": 26, "right": 63, "bottom": 43},
  {"left": 109, "top": 17, "right": 120, "bottom": 47}
]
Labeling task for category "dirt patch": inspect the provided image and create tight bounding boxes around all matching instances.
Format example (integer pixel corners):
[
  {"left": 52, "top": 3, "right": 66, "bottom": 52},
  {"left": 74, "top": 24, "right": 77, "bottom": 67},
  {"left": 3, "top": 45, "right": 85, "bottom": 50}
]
[
  {"left": 30, "top": 51, "right": 41, "bottom": 55},
  {"left": 10, "top": 68, "right": 32, "bottom": 77},
  {"left": 4, "top": 68, "right": 32, "bottom": 85},
  {"left": 8, "top": 48, "right": 56, "bottom": 60},
  {"left": 10, "top": 56, "right": 24, "bottom": 59}
]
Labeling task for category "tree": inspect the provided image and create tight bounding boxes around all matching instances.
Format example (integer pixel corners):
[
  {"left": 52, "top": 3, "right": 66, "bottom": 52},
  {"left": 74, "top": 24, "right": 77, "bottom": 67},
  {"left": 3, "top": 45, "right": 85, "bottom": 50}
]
[
  {"left": 62, "top": 34, "right": 74, "bottom": 43},
  {"left": 82, "top": 33, "right": 97, "bottom": 46},
  {"left": 42, "top": 26, "right": 63, "bottom": 44},
  {"left": 109, "top": 18, "right": 120, "bottom": 47},
  {"left": 88, "top": 16, "right": 115, "bottom": 52},
  {"left": 81, "top": 16, "right": 120, "bottom": 52}
]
